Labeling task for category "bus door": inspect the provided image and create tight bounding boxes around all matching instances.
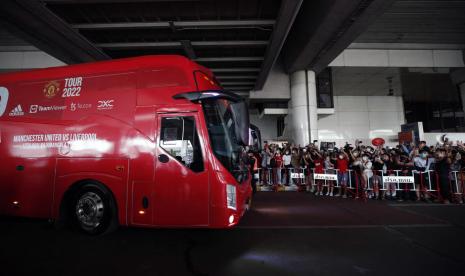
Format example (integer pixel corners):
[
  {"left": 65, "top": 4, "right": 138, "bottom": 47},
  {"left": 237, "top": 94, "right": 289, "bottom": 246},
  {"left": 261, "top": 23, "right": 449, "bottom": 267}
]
[{"left": 153, "top": 112, "right": 209, "bottom": 226}]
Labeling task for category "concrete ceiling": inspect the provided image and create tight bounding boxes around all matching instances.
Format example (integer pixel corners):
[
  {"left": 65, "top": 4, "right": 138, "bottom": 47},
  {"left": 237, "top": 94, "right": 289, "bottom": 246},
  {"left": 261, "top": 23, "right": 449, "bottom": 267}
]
[
  {"left": 281, "top": 0, "right": 398, "bottom": 74},
  {"left": 0, "top": 0, "right": 397, "bottom": 94},
  {"left": 0, "top": 0, "right": 303, "bottom": 94},
  {"left": 0, "top": 24, "right": 32, "bottom": 49},
  {"left": 1, "top": 0, "right": 464, "bottom": 97},
  {"left": 355, "top": 0, "right": 465, "bottom": 44}
]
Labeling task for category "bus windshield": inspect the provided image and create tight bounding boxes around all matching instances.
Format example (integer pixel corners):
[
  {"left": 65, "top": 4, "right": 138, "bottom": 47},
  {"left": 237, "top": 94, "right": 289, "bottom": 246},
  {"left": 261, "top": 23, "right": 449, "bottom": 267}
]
[{"left": 202, "top": 98, "right": 249, "bottom": 183}]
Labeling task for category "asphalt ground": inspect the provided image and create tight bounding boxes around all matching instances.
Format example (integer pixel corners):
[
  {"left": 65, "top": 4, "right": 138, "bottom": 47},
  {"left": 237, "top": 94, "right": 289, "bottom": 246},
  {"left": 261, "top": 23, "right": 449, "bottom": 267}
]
[{"left": 1, "top": 192, "right": 465, "bottom": 276}]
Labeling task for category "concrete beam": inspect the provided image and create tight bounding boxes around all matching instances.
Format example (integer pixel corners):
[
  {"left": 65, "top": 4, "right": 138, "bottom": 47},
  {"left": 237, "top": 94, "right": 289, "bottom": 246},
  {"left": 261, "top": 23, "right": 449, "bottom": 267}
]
[
  {"left": 220, "top": 81, "right": 256, "bottom": 86},
  {"left": 254, "top": 0, "right": 303, "bottom": 90},
  {"left": 96, "top": 41, "right": 268, "bottom": 49},
  {"left": 211, "top": 68, "right": 260, "bottom": 73},
  {"left": 282, "top": 0, "right": 396, "bottom": 74},
  {"left": 0, "top": 0, "right": 109, "bottom": 64},
  {"left": 263, "top": 108, "right": 288, "bottom": 115},
  {"left": 0, "top": 45, "right": 38, "bottom": 51},
  {"left": 72, "top": 20, "right": 276, "bottom": 30},
  {"left": 195, "top": 57, "right": 264, "bottom": 62},
  {"left": 222, "top": 86, "right": 254, "bottom": 90},
  {"left": 180, "top": 40, "right": 196, "bottom": 60},
  {"left": 45, "top": 0, "right": 205, "bottom": 2},
  {"left": 216, "top": 76, "right": 257, "bottom": 80}
]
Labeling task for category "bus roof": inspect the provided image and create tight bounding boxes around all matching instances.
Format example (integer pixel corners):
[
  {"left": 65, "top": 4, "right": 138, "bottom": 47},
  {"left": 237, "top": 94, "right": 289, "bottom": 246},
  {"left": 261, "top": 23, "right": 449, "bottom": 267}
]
[{"left": 0, "top": 55, "right": 214, "bottom": 84}]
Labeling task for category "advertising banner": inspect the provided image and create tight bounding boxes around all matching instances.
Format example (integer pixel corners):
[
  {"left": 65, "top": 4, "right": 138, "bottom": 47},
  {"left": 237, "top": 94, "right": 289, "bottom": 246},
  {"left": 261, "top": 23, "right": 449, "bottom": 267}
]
[
  {"left": 291, "top": 172, "right": 305, "bottom": 179},
  {"left": 383, "top": 176, "right": 415, "bottom": 183}
]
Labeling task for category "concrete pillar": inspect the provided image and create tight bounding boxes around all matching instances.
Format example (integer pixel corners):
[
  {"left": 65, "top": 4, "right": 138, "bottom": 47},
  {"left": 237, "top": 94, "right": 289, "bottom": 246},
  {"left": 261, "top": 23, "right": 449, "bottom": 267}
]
[
  {"left": 289, "top": 70, "right": 318, "bottom": 146},
  {"left": 307, "top": 70, "right": 319, "bottom": 143},
  {"left": 290, "top": 70, "right": 308, "bottom": 146}
]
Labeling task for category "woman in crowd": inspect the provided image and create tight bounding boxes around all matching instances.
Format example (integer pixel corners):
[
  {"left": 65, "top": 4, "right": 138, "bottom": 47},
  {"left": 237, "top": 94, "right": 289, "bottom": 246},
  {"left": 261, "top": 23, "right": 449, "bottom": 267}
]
[
  {"left": 273, "top": 150, "right": 284, "bottom": 185},
  {"left": 382, "top": 153, "right": 397, "bottom": 200},
  {"left": 324, "top": 154, "right": 336, "bottom": 196},
  {"left": 360, "top": 154, "right": 373, "bottom": 198},
  {"left": 283, "top": 148, "right": 292, "bottom": 185},
  {"left": 313, "top": 151, "right": 325, "bottom": 195},
  {"left": 371, "top": 154, "right": 384, "bottom": 199},
  {"left": 290, "top": 148, "right": 302, "bottom": 185},
  {"left": 302, "top": 148, "right": 314, "bottom": 192},
  {"left": 336, "top": 151, "right": 350, "bottom": 198},
  {"left": 260, "top": 147, "right": 271, "bottom": 185}
]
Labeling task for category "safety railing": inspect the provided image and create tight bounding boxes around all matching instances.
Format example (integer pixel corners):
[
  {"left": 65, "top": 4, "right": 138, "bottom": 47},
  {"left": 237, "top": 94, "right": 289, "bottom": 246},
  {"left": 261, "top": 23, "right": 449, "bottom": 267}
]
[{"left": 253, "top": 167, "right": 464, "bottom": 202}]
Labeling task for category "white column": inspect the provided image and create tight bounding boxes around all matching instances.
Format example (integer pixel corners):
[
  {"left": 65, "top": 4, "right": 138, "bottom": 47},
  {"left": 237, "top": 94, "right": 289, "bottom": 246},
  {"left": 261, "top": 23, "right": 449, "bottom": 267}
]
[
  {"left": 307, "top": 70, "right": 318, "bottom": 143},
  {"left": 289, "top": 70, "right": 318, "bottom": 146}
]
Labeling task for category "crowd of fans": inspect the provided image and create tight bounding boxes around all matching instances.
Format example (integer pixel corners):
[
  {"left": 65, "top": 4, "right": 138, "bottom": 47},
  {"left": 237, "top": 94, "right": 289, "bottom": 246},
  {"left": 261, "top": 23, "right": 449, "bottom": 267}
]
[{"left": 247, "top": 139, "right": 465, "bottom": 204}]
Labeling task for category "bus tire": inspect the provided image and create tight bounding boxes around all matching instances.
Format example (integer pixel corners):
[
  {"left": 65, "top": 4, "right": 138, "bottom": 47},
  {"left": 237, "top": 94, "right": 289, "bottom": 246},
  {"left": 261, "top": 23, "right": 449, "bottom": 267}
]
[{"left": 71, "top": 182, "right": 118, "bottom": 235}]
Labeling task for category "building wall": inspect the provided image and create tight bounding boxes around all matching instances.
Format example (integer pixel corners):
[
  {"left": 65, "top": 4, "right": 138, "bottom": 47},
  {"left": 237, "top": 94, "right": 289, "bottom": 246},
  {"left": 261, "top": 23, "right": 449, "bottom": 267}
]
[
  {"left": 423, "top": 133, "right": 465, "bottom": 146},
  {"left": 249, "top": 59, "right": 290, "bottom": 100},
  {"left": 249, "top": 113, "right": 279, "bottom": 144},
  {"left": 0, "top": 50, "right": 65, "bottom": 70},
  {"left": 318, "top": 96, "right": 405, "bottom": 147},
  {"left": 329, "top": 49, "right": 465, "bottom": 68}
]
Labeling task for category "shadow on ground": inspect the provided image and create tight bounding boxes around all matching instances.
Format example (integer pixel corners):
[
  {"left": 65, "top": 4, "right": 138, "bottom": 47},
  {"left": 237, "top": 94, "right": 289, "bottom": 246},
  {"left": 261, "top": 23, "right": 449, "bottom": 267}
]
[{"left": 1, "top": 192, "right": 465, "bottom": 276}]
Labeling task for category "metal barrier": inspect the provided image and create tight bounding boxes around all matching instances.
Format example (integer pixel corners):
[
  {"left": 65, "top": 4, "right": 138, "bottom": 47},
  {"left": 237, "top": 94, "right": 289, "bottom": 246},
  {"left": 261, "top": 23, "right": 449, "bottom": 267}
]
[{"left": 254, "top": 167, "right": 464, "bottom": 203}]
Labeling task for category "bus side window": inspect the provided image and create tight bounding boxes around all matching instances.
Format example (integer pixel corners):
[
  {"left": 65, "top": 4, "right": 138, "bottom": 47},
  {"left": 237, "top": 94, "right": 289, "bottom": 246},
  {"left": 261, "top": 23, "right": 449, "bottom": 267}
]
[{"left": 159, "top": 116, "right": 204, "bottom": 172}]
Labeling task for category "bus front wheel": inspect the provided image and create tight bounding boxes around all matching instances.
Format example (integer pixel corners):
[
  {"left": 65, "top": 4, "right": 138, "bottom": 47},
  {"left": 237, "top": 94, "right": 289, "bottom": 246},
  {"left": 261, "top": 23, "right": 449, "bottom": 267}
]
[{"left": 71, "top": 182, "right": 118, "bottom": 235}]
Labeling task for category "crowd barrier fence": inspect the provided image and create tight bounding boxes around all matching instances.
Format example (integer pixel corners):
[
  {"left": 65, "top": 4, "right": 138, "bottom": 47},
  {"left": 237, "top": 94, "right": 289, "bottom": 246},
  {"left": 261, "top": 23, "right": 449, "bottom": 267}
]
[{"left": 253, "top": 167, "right": 464, "bottom": 202}]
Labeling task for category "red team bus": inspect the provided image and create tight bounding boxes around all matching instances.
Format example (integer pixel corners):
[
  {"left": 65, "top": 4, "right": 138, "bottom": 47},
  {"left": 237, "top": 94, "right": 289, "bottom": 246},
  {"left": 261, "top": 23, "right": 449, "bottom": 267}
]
[{"left": 0, "top": 55, "right": 252, "bottom": 234}]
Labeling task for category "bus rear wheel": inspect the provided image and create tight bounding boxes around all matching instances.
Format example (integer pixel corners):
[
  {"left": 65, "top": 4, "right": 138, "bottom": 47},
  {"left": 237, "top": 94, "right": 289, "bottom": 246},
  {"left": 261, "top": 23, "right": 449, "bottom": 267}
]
[{"left": 71, "top": 183, "right": 118, "bottom": 235}]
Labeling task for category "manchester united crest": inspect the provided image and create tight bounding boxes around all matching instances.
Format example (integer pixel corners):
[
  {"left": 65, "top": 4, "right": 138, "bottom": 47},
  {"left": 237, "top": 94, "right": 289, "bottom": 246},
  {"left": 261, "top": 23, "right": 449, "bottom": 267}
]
[{"left": 43, "top": 80, "right": 60, "bottom": 99}]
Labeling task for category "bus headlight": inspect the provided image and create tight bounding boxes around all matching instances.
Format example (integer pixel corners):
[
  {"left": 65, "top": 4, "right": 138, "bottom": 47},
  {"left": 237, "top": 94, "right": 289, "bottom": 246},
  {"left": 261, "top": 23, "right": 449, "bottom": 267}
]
[{"left": 226, "top": 184, "right": 237, "bottom": 210}]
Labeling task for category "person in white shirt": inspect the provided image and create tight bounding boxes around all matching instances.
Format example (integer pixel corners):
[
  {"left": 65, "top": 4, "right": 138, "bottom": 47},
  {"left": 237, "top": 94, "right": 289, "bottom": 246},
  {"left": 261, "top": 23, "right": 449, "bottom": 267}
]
[
  {"left": 324, "top": 155, "right": 335, "bottom": 196},
  {"left": 282, "top": 150, "right": 292, "bottom": 185},
  {"left": 353, "top": 154, "right": 372, "bottom": 198},
  {"left": 413, "top": 150, "right": 434, "bottom": 201}
]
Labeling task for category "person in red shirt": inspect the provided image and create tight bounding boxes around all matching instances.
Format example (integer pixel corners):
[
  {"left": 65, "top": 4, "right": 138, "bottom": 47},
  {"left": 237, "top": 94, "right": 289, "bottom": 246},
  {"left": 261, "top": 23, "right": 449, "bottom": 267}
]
[
  {"left": 312, "top": 151, "right": 325, "bottom": 195},
  {"left": 336, "top": 151, "right": 350, "bottom": 198},
  {"left": 274, "top": 151, "right": 284, "bottom": 185}
]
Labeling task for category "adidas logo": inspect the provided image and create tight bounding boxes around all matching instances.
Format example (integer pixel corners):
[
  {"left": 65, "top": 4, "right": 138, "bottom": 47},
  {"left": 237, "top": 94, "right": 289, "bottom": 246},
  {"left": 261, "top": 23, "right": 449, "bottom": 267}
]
[{"left": 9, "top": 104, "right": 24, "bottom": 116}]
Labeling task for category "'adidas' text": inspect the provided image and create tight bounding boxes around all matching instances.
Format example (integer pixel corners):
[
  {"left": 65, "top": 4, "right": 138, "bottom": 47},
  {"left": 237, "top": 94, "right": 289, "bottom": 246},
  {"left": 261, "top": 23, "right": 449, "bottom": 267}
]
[{"left": 9, "top": 104, "right": 24, "bottom": 117}]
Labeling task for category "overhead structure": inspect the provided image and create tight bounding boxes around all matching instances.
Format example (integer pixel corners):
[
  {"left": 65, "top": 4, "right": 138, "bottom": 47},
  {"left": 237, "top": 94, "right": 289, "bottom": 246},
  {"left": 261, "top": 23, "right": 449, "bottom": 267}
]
[
  {"left": 2, "top": 0, "right": 462, "bottom": 96},
  {"left": 282, "top": 0, "right": 397, "bottom": 74},
  {"left": 0, "top": 0, "right": 109, "bottom": 64},
  {"left": 0, "top": 0, "right": 286, "bottom": 94}
]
